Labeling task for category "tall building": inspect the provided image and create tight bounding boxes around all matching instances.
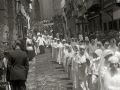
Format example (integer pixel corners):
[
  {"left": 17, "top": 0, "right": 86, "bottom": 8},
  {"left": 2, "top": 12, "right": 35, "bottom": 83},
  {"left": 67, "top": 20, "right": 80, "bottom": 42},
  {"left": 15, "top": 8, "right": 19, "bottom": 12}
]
[{"left": 31, "top": 0, "right": 62, "bottom": 21}]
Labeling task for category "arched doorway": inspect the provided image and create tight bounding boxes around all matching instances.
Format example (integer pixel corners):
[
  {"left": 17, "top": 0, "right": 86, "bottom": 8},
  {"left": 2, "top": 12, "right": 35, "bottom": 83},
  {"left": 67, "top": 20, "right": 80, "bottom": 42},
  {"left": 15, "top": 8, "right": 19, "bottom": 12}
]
[{"left": 34, "top": 0, "right": 40, "bottom": 21}]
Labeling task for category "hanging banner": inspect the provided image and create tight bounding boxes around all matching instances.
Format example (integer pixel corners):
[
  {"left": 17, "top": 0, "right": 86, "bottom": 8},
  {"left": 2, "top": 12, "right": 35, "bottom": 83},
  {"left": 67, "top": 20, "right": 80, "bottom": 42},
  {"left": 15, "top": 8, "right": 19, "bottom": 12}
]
[
  {"left": 61, "top": 0, "right": 66, "bottom": 9},
  {"left": 21, "top": 4, "right": 27, "bottom": 17},
  {"left": 21, "top": 4, "right": 31, "bottom": 29},
  {"left": 27, "top": 15, "right": 30, "bottom": 29}
]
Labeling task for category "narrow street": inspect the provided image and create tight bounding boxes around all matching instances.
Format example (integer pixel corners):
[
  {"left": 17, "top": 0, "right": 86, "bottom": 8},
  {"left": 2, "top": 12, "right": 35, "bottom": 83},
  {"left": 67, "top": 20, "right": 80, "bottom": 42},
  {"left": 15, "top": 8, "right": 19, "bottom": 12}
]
[{"left": 26, "top": 48, "right": 73, "bottom": 90}]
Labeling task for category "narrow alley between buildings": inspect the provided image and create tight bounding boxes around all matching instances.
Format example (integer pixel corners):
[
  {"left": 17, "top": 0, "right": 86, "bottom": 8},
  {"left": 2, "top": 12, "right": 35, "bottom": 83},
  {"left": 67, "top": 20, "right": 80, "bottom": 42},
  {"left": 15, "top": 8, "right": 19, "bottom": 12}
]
[{"left": 26, "top": 48, "right": 73, "bottom": 90}]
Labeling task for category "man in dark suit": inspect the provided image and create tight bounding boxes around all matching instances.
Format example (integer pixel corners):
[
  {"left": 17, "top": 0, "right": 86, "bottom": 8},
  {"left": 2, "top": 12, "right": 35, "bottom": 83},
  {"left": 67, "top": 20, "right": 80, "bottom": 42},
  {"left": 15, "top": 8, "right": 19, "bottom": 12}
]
[
  {"left": 7, "top": 40, "right": 29, "bottom": 90},
  {"left": 21, "top": 37, "right": 27, "bottom": 53}
]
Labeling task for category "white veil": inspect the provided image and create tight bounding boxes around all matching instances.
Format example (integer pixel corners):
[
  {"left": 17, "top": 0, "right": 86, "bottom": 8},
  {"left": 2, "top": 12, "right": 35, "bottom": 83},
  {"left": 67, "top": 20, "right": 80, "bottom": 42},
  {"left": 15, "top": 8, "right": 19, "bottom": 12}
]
[{"left": 98, "top": 49, "right": 114, "bottom": 90}]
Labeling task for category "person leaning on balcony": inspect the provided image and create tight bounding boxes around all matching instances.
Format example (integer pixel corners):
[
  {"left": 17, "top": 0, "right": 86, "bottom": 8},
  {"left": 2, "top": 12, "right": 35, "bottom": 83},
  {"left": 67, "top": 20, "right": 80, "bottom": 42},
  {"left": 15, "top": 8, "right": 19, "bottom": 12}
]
[{"left": 7, "top": 40, "right": 29, "bottom": 90}]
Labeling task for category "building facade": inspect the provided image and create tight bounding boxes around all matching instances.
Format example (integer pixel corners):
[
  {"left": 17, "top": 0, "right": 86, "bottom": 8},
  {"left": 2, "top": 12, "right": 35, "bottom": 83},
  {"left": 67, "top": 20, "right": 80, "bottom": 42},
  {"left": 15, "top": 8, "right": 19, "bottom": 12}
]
[
  {"left": 61, "top": 0, "right": 120, "bottom": 40},
  {"left": 0, "top": 0, "right": 32, "bottom": 49},
  {"left": 101, "top": 0, "right": 120, "bottom": 32},
  {"left": 31, "top": 0, "right": 62, "bottom": 21}
]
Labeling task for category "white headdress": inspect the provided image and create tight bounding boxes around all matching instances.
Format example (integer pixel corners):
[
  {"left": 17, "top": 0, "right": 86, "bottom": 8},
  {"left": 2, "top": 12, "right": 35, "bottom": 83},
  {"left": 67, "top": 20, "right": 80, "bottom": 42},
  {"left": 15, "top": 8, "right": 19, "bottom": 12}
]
[
  {"left": 37, "top": 32, "right": 40, "bottom": 35},
  {"left": 95, "top": 49, "right": 103, "bottom": 57},
  {"left": 108, "top": 56, "right": 119, "bottom": 64}
]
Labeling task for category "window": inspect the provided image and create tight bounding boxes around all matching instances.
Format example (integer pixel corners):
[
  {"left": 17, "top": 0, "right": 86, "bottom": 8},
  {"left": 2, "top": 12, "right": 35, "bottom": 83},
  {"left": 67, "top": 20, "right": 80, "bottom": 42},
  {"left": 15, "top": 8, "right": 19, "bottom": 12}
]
[
  {"left": 119, "top": 20, "right": 120, "bottom": 31},
  {"left": 108, "top": 21, "right": 113, "bottom": 31},
  {"left": 113, "top": 20, "right": 118, "bottom": 31},
  {"left": 103, "top": 23, "right": 107, "bottom": 31},
  {"left": 85, "top": 25, "right": 88, "bottom": 33}
]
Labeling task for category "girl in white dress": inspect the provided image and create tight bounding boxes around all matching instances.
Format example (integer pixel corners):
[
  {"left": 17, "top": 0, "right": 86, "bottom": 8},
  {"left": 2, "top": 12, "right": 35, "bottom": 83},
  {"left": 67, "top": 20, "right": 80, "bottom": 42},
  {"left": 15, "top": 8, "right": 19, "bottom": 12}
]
[
  {"left": 52, "top": 38, "right": 57, "bottom": 59},
  {"left": 57, "top": 40, "right": 64, "bottom": 64},
  {"left": 72, "top": 45, "right": 80, "bottom": 90},
  {"left": 104, "top": 56, "right": 120, "bottom": 90},
  {"left": 51, "top": 40, "right": 54, "bottom": 58},
  {"left": 55, "top": 39, "right": 60, "bottom": 61},
  {"left": 85, "top": 37, "right": 90, "bottom": 54},
  {"left": 99, "top": 49, "right": 114, "bottom": 90},
  {"left": 88, "top": 49, "right": 103, "bottom": 90},
  {"left": 108, "top": 39, "right": 118, "bottom": 53},
  {"left": 63, "top": 44, "right": 69, "bottom": 71},
  {"left": 115, "top": 42, "right": 120, "bottom": 61},
  {"left": 66, "top": 45, "right": 74, "bottom": 79},
  {"left": 78, "top": 45, "right": 89, "bottom": 90},
  {"left": 89, "top": 39, "right": 97, "bottom": 56},
  {"left": 103, "top": 41, "right": 110, "bottom": 50},
  {"left": 96, "top": 41, "right": 103, "bottom": 50},
  {"left": 71, "top": 45, "right": 79, "bottom": 82},
  {"left": 61, "top": 39, "right": 66, "bottom": 67}
]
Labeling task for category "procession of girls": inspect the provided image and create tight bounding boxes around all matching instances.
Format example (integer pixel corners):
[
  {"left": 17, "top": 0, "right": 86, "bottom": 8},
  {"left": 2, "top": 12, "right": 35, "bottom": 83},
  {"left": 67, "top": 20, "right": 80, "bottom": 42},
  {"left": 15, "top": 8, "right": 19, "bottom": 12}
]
[{"left": 51, "top": 37, "right": 120, "bottom": 90}]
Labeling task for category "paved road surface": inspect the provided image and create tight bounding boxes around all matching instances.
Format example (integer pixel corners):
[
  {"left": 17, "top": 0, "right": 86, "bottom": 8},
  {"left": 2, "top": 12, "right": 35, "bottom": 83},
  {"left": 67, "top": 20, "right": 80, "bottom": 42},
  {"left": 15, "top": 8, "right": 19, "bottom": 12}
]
[{"left": 26, "top": 48, "right": 73, "bottom": 90}]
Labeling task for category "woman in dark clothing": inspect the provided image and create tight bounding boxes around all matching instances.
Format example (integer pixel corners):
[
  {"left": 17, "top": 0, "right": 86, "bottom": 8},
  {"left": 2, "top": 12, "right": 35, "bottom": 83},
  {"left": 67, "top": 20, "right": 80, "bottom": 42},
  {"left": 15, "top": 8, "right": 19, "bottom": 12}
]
[{"left": 26, "top": 36, "right": 34, "bottom": 61}]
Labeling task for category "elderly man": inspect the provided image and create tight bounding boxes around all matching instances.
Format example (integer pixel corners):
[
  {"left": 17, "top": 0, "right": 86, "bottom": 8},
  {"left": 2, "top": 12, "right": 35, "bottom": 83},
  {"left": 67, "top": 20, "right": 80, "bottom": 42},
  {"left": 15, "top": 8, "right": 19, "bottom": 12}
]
[{"left": 7, "top": 40, "right": 29, "bottom": 90}]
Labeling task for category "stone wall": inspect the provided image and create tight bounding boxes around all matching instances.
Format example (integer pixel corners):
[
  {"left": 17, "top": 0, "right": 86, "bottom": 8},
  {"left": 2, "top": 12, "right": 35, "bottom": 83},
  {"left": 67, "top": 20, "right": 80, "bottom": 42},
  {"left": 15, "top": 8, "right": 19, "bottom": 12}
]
[
  {"left": 0, "top": 0, "right": 29, "bottom": 50},
  {"left": 7, "top": 0, "right": 16, "bottom": 46},
  {"left": 42, "top": 0, "right": 54, "bottom": 19},
  {"left": 53, "top": 0, "right": 62, "bottom": 16}
]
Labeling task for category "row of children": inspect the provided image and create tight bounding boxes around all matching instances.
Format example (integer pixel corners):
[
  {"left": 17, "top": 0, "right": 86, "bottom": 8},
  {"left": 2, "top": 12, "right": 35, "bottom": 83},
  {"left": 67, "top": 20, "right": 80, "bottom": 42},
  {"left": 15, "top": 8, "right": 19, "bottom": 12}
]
[{"left": 51, "top": 37, "right": 120, "bottom": 90}]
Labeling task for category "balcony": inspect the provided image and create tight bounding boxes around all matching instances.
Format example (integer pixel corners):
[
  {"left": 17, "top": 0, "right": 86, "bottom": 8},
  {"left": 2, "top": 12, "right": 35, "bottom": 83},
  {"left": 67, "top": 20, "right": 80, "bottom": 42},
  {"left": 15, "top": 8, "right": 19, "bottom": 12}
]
[
  {"left": 101, "top": 0, "right": 116, "bottom": 8},
  {"left": 86, "top": 0, "right": 101, "bottom": 12},
  {"left": 100, "top": 0, "right": 120, "bottom": 13}
]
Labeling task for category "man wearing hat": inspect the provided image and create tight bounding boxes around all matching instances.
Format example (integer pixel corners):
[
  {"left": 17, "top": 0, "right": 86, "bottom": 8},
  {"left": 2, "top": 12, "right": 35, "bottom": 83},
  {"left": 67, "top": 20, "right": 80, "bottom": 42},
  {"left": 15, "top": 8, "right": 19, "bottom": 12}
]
[{"left": 7, "top": 40, "right": 29, "bottom": 90}]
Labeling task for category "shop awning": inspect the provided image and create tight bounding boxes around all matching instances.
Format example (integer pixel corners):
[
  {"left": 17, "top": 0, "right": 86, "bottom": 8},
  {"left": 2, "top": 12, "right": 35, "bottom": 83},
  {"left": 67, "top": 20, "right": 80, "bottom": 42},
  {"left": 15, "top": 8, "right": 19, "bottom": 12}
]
[{"left": 100, "top": 0, "right": 119, "bottom": 13}]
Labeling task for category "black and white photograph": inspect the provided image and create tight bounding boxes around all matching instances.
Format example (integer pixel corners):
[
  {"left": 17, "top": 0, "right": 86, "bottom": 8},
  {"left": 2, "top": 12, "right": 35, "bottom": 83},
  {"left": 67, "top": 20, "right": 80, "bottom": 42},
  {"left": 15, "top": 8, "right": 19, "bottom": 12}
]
[{"left": 0, "top": 0, "right": 120, "bottom": 90}]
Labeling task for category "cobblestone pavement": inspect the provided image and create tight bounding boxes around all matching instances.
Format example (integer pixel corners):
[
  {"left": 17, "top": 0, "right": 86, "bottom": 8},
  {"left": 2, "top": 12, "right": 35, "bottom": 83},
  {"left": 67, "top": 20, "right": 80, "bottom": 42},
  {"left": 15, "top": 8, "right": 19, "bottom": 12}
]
[{"left": 26, "top": 48, "right": 73, "bottom": 90}]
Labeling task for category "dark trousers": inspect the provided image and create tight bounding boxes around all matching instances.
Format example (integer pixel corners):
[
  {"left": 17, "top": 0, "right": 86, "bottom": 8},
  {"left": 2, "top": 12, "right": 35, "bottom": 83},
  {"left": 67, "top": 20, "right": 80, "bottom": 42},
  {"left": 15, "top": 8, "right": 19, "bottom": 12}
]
[
  {"left": 10, "top": 80, "right": 26, "bottom": 90},
  {"left": 39, "top": 45, "right": 45, "bottom": 54},
  {"left": 27, "top": 51, "right": 34, "bottom": 60}
]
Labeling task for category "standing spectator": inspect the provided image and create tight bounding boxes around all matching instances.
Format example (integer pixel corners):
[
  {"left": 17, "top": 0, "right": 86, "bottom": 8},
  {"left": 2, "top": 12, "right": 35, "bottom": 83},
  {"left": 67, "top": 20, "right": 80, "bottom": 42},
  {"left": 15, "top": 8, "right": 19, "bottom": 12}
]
[
  {"left": 26, "top": 35, "right": 34, "bottom": 61},
  {"left": 21, "top": 37, "right": 27, "bottom": 53},
  {"left": 108, "top": 38, "right": 118, "bottom": 53},
  {"left": 56, "top": 32, "right": 59, "bottom": 39},
  {"left": 7, "top": 40, "right": 29, "bottom": 90},
  {"left": 33, "top": 35, "right": 38, "bottom": 55},
  {"left": 17, "top": 36, "right": 22, "bottom": 42}
]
